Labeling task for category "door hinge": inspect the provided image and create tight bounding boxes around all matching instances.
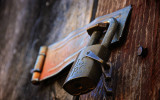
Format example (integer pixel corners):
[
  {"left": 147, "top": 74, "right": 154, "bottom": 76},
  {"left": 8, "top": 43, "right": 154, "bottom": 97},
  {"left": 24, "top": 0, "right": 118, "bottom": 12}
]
[{"left": 31, "top": 46, "right": 47, "bottom": 84}]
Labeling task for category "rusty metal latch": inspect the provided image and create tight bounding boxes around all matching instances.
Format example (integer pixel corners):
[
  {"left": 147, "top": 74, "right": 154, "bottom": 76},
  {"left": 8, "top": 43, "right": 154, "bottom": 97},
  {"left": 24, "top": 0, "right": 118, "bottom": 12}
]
[
  {"left": 31, "top": 5, "right": 132, "bottom": 86},
  {"left": 63, "top": 6, "right": 132, "bottom": 96}
]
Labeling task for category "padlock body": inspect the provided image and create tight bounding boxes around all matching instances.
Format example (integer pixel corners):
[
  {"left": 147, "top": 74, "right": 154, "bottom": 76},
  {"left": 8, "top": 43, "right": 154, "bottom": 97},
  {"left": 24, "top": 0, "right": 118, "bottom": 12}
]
[{"left": 63, "top": 44, "right": 111, "bottom": 95}]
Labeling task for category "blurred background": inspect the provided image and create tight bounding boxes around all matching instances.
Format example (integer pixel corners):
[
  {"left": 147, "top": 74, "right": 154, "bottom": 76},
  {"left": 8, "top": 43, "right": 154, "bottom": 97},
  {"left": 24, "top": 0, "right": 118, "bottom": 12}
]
[{"left": 0, "top": 0, "right": 95, "bottom": 99}]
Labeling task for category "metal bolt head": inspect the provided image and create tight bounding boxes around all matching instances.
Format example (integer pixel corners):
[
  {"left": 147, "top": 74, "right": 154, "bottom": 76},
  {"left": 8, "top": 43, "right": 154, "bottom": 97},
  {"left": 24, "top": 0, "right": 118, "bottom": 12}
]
[{"left": 137, "top": 46, "right": 148, "bottom": 57}]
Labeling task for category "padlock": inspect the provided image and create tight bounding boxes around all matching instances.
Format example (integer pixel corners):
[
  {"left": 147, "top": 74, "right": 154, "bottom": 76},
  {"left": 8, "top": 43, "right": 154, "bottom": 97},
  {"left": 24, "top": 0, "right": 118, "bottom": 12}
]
[{"left": 63, "top": 18, "right": 118, "bottom": 95}]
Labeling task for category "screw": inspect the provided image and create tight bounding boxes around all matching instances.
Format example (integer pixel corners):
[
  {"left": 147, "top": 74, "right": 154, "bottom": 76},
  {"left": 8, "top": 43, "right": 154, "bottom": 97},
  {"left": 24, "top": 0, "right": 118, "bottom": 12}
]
[{"left": 137, "top": 46, "right": 148, "bottom": 57}]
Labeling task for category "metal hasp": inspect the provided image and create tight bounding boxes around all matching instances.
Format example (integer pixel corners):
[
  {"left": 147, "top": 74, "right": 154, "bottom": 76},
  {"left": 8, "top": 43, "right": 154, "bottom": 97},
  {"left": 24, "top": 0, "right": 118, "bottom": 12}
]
[{"left": 63, "top": 5, "right": 132, "bottom": 96}]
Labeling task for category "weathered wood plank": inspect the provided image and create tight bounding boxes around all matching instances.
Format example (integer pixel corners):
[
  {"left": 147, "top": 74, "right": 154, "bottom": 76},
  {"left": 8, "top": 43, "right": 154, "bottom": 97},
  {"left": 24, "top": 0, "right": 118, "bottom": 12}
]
[
  {"left": 80, "top": 0, "right": 160, "bottom": 99},
  {"left": 0, "top": 0, "right": 94, "bottom": 100}
]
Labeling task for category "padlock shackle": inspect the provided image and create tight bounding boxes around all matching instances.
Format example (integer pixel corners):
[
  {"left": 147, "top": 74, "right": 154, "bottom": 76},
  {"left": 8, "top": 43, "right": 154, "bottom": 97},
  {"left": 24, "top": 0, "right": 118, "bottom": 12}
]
[
  {"left": 101, "top": 18, "right": 118, "bottom": 47},
  {"left": 87, "top": 31, "right": 101, "bottom": 46}
]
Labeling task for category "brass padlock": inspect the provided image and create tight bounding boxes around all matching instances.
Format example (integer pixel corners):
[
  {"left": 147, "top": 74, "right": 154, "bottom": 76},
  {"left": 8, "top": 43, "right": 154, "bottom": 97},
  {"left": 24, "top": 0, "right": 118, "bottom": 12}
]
[{"left": 63, "top": 18, "right": 118, "bottom": 95}]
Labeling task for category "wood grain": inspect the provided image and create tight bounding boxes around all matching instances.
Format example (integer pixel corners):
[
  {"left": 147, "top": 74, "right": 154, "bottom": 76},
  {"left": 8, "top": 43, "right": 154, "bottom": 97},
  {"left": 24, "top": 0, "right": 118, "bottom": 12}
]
[
  {"left": 0, "top": 0, "right": 94, "bottom": 100},
  {"left": 80, "top": 0, "right": 160, "bottom": 100}
]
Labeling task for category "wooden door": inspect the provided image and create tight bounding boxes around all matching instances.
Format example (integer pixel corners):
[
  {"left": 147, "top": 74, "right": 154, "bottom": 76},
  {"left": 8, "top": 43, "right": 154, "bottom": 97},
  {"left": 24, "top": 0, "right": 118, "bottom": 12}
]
[
  {"left": 80, "top": 0, "right": 160, "bottom": 100},
  {"left": 0, "top": 0, "right": 160, "bottom": 100}
]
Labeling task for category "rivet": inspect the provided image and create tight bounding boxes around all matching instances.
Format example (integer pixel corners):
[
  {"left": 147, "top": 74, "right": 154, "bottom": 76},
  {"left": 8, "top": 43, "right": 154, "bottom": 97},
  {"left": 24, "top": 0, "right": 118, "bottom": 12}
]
[{"left": 137, "top": 46, "right": 148, "bottom": 57}]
